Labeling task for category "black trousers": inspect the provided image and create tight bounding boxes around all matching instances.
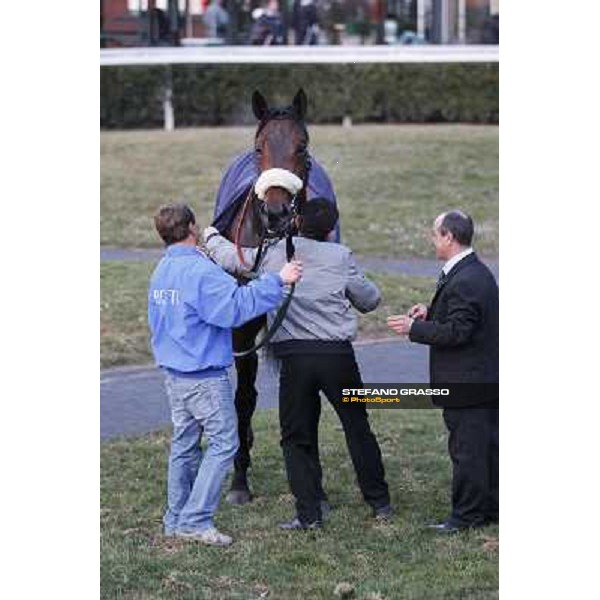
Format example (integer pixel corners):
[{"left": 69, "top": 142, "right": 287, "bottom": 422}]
[
  {"left": 443, "top": 407, "right": 499, "bottom": 527},
  {"left": 279, "top": 352, "right": 390, "bottom": 523}
]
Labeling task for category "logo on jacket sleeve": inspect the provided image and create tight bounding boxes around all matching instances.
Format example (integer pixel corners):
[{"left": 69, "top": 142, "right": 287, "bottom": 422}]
[{"left": 152, "top": 289, "right": 180, "bottom": 306}]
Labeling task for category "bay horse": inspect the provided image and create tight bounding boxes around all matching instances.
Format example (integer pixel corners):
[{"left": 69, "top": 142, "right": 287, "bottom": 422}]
[{"left": 213, "top": 89, "right": 333, "bottom": 505}]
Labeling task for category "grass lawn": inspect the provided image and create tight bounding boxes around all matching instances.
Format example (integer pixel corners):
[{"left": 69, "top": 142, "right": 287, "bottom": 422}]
[
  {"left": 101, "top": 407, "right": 498, "bottom": 600},
  {"left": 101, "top": 125, "right": 498, "bottom": 257},
  {"left": 101, "top": 261, "right": 437, "bottom": 368},
  {"left": 101, "top": 124, "right": 499, "bottom": 598}
]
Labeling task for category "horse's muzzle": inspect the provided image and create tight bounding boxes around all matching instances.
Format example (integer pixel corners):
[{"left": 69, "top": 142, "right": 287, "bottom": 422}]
[{"left": 267, "top": 207, "right": 293, "bottom": 237}]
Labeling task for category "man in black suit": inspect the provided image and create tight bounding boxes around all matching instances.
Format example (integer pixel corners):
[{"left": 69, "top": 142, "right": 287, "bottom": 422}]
[{"left": 387, "top": 210, "right": 498, "bottom": 533}]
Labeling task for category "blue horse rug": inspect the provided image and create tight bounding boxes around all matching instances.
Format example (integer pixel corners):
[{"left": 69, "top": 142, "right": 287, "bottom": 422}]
[{"left": 212, "top": 150, "right": 340, "bottom": 242}]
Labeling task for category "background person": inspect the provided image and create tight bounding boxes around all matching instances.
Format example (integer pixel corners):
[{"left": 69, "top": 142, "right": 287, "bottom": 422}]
[
  {"left": 204, "top": 198, "right": 392, "bottom": 530},
  {"left": 249, "top": 0, "right": 285, "bottom": 45},
  {"left": 387, "top": 210, "right": 498, "bottom": 533},
  {"left": 148, "top": 203, "right": 302, "bottom": 546},
  {"left": 292, "top": 0, "right": 320, "bottom": 45},
  {"left": 203, "top": 0, "right": 230, "bottom": 40}
]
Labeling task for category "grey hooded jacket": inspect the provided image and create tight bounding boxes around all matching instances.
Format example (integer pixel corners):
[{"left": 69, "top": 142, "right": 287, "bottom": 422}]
[{"left": 205, "top": 235, "right": 380, "bottom": 344}]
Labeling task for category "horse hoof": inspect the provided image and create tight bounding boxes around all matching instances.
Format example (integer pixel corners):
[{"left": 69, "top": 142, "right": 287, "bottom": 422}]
[{"left": 226, "top": 490, "right": 253, "bottom": 505}]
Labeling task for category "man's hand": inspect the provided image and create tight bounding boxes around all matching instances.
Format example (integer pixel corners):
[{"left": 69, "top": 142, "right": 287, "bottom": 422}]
[
  {"left": 279, "top": 260, "right": 303, "bottom": 285},
  {"left": 387, "top": 314, "right": 414, "bottom": 336},
  {"left": 203, "top": 226, "right": 220, "bottom": 243},
  {"left": 408, "top": 303, "right": 428, "bottom": 320}
]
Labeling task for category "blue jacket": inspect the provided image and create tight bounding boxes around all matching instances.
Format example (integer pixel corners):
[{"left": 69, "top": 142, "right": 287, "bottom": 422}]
[{"left": 148, "top": 244, "right": 284, "bottom": 372}]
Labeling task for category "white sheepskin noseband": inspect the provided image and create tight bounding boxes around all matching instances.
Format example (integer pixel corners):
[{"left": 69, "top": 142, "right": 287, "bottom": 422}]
[{"left": 254, "top": 168, "right": 303, "bottom": 201}]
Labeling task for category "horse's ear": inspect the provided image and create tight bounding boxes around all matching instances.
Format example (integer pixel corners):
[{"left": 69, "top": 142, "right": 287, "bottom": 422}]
[
  {"left": 252, "top": 90, "right": 269, "bottom": 120},
  {"left": 292, "top": 88, "right": 307, "bottom": 120}
]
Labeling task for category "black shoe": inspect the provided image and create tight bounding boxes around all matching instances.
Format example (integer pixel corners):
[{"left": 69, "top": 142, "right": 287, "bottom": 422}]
[
  {"left": 372, "top": 504, "right": 395, "bottom": 520},
  {"left": 427, "top": 520, "right": 462, "bottom": 534},
  {"left": 278, "top": 516, "right": 323, "bottom": 530},
  {"left": 427, "top": 519, "right": 486, "bottom": 533}
]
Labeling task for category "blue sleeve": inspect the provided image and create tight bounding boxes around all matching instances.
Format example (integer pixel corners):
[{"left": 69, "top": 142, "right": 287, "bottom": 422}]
[{"left": 194, "top": 262, "right": 283, "bottom": 328}]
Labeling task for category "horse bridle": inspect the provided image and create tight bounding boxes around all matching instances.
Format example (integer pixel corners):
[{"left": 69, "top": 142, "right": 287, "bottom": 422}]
[
  {"left": 254, "top": 109, "right": 311, "bottom": 240},
  {"left": 232, "top": 115, "right": 311, "bottom": 358},
  {"left": 234, "top": 112, "right": 311, "bottom": 266}
]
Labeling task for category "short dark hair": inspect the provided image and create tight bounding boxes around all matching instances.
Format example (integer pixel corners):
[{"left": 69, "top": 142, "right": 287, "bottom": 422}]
[
  {"left": 439, "top": 210, "right": 474, "bottom": 247},
  {"left": 154, "top": 203, "right": 196, "bottom": 246},
  {"left": 298, "top": 197, "right": 339, "bottom": 240}
]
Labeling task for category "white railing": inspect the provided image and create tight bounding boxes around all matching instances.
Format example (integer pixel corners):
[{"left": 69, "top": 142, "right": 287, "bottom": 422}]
[{"left": 100, "top": 44, "right": 498, "bottom": 67}]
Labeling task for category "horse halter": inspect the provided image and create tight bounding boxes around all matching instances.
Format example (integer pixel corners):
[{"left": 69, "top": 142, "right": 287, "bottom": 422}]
[
  {"left": 254, "top": 168, "right": 303, "bottom": 201},
  {"left": 233, "top": 108, "right": 311, "bottom": 264},
  {"left": 253, "top": 111, "right": 311, "bottom": 239},
  {"left": 231, "top": 109, "right": 310, "bottom": 357}
]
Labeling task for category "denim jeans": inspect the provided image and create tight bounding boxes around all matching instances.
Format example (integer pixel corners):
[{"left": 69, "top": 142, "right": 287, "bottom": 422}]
[{"left": 162, "top": 370, "right": 239, "bottom": 533}]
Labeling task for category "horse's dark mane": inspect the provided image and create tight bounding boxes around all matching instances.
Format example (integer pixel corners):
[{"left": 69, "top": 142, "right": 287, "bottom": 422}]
[{"left": 255, "top": 107, "right": 309, "bottom": 141}]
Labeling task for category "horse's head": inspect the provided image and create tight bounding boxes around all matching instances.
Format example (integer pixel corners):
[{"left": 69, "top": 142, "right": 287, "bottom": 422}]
[{"left": 252, "top": 89, "right": 310, "bottom": 236}]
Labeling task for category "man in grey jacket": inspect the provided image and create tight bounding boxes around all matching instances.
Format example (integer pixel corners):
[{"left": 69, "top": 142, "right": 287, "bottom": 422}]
[{"left": 204, "top": 198, "right": 392, "bottom": 529}]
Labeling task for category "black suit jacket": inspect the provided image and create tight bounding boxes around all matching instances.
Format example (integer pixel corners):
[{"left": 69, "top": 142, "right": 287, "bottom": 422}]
[{"left": 409, "top": 253, "right": 498, "bottom": 407}]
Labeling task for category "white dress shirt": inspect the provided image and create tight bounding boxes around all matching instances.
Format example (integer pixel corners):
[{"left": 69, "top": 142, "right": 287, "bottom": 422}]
[{"left": 442, "top": 247, "right": 474, "bottom": 276}]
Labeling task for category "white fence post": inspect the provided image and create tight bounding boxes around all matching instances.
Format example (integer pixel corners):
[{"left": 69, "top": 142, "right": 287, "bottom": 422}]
[{"left": 163, "top": 66, "right": 175, "bottom": 131}]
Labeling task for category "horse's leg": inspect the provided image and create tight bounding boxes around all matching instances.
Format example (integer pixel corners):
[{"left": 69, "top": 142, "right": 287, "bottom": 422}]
[{"left": 227, "top": 315, "right": 265, "bottom": 505}]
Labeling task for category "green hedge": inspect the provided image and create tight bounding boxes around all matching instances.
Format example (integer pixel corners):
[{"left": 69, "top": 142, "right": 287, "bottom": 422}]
[{"left": 100, "top": 63, "right": 498, "bottom": 129}]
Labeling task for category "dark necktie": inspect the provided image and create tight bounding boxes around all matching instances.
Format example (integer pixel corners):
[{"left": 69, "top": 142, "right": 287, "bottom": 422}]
[{"left": 436, "top": 270, "right": 448, "bottom": 291}]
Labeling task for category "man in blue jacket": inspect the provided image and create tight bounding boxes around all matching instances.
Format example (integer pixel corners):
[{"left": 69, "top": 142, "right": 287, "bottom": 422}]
[{"left": 148, "top": 203, "right": 302, "bottom": 546}]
